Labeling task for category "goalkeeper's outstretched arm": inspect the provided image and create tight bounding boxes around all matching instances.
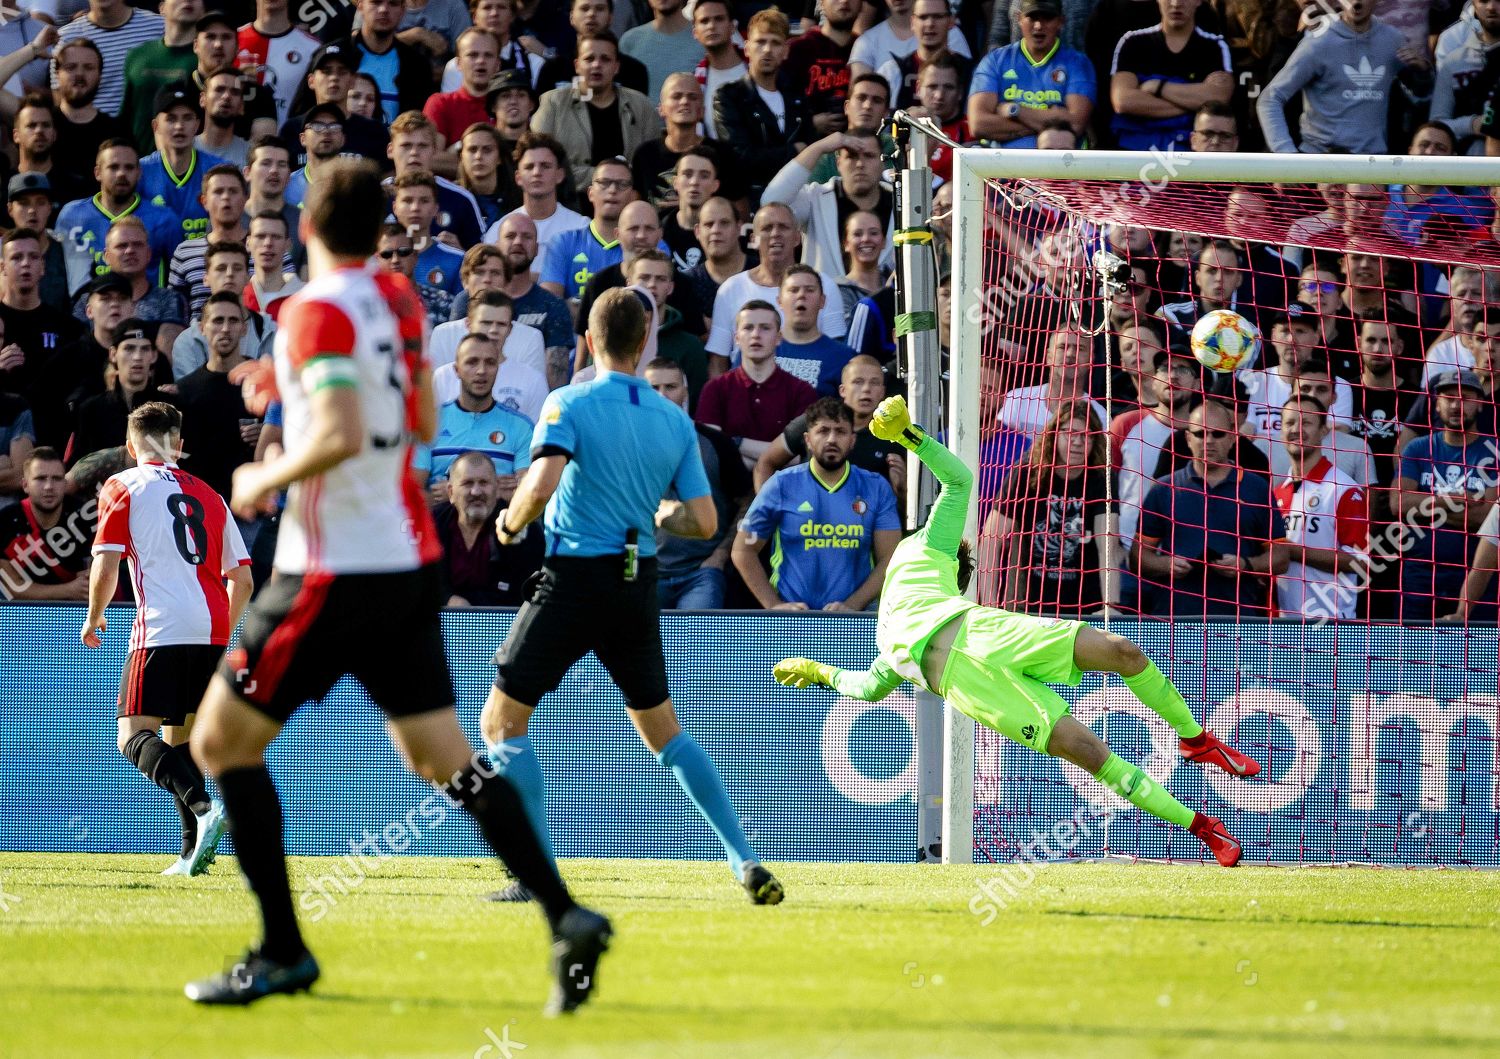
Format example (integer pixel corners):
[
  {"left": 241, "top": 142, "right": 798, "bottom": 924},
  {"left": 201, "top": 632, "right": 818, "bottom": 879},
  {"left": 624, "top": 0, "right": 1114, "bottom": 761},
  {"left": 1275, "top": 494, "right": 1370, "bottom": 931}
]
[
  {"left": 773, "top": 657, "right": 904, "bottom": 702},
  {"left": 868, "top": 396, "right": 973, "bottom": 557}
]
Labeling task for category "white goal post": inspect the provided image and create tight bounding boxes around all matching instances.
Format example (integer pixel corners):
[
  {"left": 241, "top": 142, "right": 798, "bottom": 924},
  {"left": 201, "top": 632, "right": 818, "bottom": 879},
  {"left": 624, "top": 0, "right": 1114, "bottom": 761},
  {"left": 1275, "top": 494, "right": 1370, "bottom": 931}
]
[{"left": 943, "top": 148, "right": 1500, "bottom": 865}]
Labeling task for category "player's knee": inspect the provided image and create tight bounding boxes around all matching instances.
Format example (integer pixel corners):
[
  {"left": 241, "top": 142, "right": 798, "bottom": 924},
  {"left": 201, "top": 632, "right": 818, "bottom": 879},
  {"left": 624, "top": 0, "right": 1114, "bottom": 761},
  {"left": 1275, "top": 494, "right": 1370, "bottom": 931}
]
[
  {"left": 1105, "top": 633, "right": 1147, "bottom": 674},
  {"left": 189, "top": 724, "right": 228, "bottom": 771}
]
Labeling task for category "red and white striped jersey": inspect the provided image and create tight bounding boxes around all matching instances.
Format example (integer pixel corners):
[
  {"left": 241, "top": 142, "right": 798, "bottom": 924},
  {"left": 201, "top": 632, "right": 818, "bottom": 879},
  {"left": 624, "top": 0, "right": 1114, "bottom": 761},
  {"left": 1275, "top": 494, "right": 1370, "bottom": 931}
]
[
  {"left": 1110, "top": 407, "right": 1175, "bottom": 548},
  {"left": 92, "top": 462, "right": 250, "bottom": 650},
  {"left": 272, "top": 264, "right": 441, "bottom": 575},
  {"left": 236, "top": 25, "right": 319, "bottom": 126},
  {"left": 1273, "top": 457, "right": 1369, "bottom": 620}
]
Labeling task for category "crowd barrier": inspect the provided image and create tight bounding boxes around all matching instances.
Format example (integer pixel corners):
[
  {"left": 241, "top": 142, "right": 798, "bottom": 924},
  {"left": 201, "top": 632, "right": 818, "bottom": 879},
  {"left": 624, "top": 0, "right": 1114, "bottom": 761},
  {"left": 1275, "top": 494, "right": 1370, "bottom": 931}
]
[{"left": 1, "top": 606, "right": 1494, "bottom": 866}]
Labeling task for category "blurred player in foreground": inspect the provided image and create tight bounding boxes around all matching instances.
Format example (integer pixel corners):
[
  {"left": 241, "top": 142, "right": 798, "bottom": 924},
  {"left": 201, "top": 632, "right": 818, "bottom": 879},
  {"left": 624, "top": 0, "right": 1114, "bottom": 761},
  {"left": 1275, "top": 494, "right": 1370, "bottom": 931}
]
[
  {"left": 83, "top": 402, "right": 254, "bottom": 877},
  {"left": 774, "top": 397, "right": 1259, "bottom": 866},
  {"left": 180, "top": 158, "right": 611, "bottom": 1014}
]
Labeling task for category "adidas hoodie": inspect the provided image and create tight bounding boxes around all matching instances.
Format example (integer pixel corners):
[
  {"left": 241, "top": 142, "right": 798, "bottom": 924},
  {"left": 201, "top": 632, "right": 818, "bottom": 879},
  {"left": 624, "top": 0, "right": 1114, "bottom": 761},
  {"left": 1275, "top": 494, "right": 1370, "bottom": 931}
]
[{"left": 1257, "top": 16, "right": 1406, "bottom": 154}]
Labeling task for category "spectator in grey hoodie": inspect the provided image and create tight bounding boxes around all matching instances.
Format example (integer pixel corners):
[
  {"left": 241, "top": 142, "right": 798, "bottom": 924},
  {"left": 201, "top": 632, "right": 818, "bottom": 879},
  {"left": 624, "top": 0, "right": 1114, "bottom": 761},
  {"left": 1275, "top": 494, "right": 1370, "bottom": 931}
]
[
  {"left": 1431, "top": 0, "right": 1500, "bottom": 154},
  {"left": 1257, "top": 0, "right": 1416, "bottom": 154}
]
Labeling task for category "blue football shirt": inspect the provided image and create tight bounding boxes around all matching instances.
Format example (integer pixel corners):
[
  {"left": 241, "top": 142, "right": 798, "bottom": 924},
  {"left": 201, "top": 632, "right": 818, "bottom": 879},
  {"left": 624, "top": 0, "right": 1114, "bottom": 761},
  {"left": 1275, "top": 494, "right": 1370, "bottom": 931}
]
[
  {"left": 139, "top": 148, "right": 229, "bottom": 245},
  {"left": 540, "top": 222, "right": 623, "bottom": 302},
  {"left": 969, "top": 41, "right": 1096, "bottom": 150},
  {"left": 532, "top": 371, "right": 710, "bottom": 558},
  {"left": 57, "top": 194, "right": 180, "bottom": 289},
  {"left": 414, "top": 399, "right": 536, "bottom": 482},
  {"left": 741, "top": 462, "right": 901, "bottom": 609},
  {"left": 415, "top": 241, "right": 465, "bottom": 296}
]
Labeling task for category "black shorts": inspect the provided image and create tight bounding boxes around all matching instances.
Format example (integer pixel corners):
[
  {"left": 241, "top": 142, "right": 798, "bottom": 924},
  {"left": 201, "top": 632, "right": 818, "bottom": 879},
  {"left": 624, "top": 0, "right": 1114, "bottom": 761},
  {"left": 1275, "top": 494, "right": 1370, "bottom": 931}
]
[
  {"left": 220, "top": 563, "right": 455, "bottom": 725},
  {"left": 118, "top": 643, "right": 225, "bottom": 724},
  {"left": 494, "top": 556, "right": 669, "bottom": 710}
]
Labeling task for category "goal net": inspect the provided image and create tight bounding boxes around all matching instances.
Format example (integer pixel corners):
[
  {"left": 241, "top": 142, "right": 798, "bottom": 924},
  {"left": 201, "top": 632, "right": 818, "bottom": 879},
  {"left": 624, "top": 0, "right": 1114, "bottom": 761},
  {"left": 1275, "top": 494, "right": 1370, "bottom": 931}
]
[{"left": 944, "top": 149, "right": 1500, "bottom": 868}]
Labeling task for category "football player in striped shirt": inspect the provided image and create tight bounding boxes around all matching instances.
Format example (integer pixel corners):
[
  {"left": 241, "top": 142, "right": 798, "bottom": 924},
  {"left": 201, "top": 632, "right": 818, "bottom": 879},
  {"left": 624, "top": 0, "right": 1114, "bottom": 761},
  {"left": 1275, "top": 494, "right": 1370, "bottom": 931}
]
[{"left": 83, "top": 401, "right": 254, "bottom": 876}]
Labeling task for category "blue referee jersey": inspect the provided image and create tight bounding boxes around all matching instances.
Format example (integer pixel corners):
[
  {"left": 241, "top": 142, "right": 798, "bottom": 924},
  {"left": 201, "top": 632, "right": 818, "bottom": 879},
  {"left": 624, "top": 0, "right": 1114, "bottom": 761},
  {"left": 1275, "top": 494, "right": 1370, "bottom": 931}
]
[{"left": 532, "top": 371, "right": 710, "bottom": 558}]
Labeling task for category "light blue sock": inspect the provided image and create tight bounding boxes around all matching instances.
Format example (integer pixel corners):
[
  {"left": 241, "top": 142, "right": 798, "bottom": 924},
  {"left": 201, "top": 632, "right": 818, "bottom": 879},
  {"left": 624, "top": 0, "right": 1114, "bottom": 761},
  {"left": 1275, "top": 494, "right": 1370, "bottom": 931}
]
[
  {"left": 488, "top": 735, "right": 555, "bottom": 864},
  {"left": 657, "top": 731, "right": 756, "bottom": 877}
]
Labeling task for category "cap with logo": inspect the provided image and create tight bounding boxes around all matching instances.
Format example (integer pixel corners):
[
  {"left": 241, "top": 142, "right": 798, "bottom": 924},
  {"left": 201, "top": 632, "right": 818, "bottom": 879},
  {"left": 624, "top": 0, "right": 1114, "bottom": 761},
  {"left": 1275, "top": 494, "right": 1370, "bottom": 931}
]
[
  {"left": 488, "top": 68, "right": 536, "bottom": 100},
  {"left": 1430, "top": 369, "right": 1487, "bottom": 396},
  {"left": 112, "top": 318, "right": 151, "bottom": 346},
  {"left": 6, "top": 172, "right": 51, "bottom": 199},
  {"left": 310, "top": 42, "right": 354, "bottom": 72},
  {"left": 154, "top": 82, "right": 198, "bottom": 116}
]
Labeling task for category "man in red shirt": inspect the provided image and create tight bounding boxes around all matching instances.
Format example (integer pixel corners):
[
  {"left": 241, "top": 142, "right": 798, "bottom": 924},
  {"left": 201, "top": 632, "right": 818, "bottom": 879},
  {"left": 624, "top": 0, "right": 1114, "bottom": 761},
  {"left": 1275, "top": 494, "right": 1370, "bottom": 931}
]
[
  {"left": 0, "top": 447, "right": 93, "bottom": 602},
  {"left": 423, "top": 27, "right": 499, "bottom": 149},
  {"left": 784, "top": 0, "right": 859, "bottom": 133},
  {"left": 695, "top": 300, "right": 818, "bottom": 471}
]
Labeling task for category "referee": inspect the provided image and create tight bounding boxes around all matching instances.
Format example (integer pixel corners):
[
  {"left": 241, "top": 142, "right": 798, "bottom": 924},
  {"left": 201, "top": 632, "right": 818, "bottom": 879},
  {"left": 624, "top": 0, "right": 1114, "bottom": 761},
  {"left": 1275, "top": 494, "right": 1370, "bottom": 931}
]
[{"left": 482, "top": 288, "right": 784, "bottom": 906}]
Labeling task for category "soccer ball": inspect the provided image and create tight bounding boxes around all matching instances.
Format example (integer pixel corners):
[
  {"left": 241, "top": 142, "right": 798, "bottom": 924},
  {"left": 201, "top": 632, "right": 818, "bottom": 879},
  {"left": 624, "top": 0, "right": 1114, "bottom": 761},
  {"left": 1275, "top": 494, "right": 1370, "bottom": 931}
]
[{"left": 1190, "top": 309, "right": 1261, "bottom": 373}]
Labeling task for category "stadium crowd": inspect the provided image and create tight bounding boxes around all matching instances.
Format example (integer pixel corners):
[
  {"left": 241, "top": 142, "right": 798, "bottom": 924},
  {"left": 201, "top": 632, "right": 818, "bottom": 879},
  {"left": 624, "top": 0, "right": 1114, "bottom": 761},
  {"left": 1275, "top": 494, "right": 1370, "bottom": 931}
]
[{"left": 0, "top": 0, "right": 1498, "bottom": 622}]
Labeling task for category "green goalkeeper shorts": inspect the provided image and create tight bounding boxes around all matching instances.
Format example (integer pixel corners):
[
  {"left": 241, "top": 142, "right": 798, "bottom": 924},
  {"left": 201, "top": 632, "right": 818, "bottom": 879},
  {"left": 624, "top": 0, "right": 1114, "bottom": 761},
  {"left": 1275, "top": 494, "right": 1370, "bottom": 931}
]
[{"left": 938, "top": 608, "right": 1087, "bottom": 754}]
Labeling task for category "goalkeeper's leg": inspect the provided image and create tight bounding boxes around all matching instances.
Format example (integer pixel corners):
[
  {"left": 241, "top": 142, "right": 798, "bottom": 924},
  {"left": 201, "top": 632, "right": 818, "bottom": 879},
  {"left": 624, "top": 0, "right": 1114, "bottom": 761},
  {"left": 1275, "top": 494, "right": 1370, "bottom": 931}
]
[
  {"left": 942, "top": 646, "right": 1242, "bottom": 866},
  {"left": 1072, "top": 627, "right": 1261, "bottom": 778}
]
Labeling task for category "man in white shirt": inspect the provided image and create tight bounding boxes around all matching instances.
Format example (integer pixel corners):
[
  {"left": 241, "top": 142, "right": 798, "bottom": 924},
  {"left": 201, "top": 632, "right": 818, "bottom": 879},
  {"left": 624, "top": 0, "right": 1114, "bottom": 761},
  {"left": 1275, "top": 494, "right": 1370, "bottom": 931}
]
[
  {"left": 848, "top": 0, "right": 971, "bottom": 79},
  {"left": 488, "top": 130, "right": 588, "bottom": 252},
  {"left": 692, "top": 0, "right": 746, "bottom": 139},
  {"left": 430, "top": 290, "right": 549, "bottom": 422},
  {"left": 706, "top": 202, "right": 846, "bottom": 372},
  {"left": 997, "top": 329, "right": 1108, "bottom": 436},
  {"left": 1241, "top": 306, "right": 1353, "bottom": 445}
]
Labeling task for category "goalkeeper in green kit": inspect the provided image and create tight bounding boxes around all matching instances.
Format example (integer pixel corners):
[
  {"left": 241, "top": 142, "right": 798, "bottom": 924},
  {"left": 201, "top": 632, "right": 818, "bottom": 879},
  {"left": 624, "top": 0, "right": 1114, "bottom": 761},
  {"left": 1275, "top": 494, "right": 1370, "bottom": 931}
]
[{"left": 774, "top": 397, "right": 1259, "bottom": 866}]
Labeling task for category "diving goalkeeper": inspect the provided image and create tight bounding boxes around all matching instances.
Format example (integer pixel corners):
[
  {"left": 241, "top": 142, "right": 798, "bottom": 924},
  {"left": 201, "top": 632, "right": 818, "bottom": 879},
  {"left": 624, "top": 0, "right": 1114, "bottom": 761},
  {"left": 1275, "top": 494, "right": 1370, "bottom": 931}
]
[{"left": 774, "top": 397, "right": 1258, "bottom": 866}]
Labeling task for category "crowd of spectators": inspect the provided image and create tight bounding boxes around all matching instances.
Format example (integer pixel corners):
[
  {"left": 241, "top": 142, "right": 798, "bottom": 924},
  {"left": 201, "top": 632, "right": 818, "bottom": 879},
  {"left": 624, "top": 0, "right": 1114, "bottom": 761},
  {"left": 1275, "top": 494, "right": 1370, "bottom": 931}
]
[{"left": 0, "top": 0, "right": 1497, "bottom": 623}]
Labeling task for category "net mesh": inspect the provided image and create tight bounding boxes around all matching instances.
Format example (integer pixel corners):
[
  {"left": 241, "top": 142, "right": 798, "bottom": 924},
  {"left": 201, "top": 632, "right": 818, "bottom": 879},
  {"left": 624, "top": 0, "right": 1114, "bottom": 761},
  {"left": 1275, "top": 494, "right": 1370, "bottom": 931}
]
[{"left": 965, "top": 171, "right": 1500, "bottom": 866}]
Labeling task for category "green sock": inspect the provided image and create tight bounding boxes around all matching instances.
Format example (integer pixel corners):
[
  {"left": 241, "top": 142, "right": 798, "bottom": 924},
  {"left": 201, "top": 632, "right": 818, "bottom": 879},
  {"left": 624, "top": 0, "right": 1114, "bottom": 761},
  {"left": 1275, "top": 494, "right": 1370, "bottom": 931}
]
[
  {"left": 1094, "top": 753, "right": 1194, "bottom": 828},
  {"left": 1122, "top": 660, "right": 1203, "bottom": 739}
]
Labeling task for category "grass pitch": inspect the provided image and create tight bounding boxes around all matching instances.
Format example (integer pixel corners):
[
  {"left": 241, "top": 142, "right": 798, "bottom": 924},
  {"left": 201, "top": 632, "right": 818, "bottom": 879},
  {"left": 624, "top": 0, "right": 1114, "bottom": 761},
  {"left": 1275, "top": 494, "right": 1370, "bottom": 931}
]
[{"left": 2, "top": 855, "right": 1498, "bottom": 1058}]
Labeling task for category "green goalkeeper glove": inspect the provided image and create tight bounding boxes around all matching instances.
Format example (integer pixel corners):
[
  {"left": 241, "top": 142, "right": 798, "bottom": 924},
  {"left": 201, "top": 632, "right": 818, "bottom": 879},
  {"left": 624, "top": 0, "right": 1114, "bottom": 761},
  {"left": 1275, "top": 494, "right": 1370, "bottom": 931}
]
[
  {"left": 869, "top": 395, "right": 926, "bottom": 450},
  {"left": 773, "top": 658, "right": 839, "bottom": 689}
]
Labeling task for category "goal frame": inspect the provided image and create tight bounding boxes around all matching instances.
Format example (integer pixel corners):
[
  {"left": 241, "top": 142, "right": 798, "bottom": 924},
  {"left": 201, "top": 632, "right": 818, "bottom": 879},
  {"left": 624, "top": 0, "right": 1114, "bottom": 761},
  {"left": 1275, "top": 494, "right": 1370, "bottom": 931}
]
[{"left": 944, "top": 148, "right": 1500, "bottom": 864}]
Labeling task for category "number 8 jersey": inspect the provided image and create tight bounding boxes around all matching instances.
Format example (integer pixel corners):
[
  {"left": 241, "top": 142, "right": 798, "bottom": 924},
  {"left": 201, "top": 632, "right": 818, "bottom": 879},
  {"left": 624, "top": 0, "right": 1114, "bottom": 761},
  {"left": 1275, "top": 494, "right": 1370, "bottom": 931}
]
[
  {"left": 273, "top": 265, "right": 442, "bottom": 575},
  {"left": 93, "top": 462, "right": 251, "bottom": 651}
]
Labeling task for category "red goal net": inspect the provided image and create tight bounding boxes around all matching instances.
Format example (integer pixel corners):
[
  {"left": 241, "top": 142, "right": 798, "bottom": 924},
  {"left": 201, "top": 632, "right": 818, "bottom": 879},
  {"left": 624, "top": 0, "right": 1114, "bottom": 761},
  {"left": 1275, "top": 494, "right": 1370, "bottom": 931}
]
[{"left": 960, "top": 168, "right": 1500, "bottom": 867}]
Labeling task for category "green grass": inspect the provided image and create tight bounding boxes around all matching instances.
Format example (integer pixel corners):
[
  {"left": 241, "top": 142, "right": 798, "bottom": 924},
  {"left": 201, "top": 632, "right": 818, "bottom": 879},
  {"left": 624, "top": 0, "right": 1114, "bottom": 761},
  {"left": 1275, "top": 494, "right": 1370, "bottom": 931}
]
[{"left": 2, "top": 855, "right": 1499, "bottom": 1058}]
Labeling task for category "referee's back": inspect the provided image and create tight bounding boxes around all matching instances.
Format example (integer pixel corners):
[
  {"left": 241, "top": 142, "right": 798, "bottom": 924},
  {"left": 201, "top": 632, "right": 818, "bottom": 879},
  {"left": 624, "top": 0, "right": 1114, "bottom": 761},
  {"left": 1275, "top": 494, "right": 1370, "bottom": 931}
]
[{"left": 534, "top": 370, "right": 707, "bottom": 559}]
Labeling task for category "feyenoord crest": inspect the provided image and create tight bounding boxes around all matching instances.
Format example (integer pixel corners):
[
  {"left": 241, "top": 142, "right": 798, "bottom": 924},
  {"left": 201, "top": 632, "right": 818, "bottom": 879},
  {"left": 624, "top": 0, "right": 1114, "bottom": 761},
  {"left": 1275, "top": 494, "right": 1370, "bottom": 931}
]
[
  {"left": 1051, "top": 68, "right": 1067, "bottom": 84},
  {"left": 1308, "top": 495, "right": 1322, "bottom": 509},
  {"left": 852, "top": 498, "right": 868, "bottom": 515},
  {"left": 488, "top": 431, "right": 507, "bottom": 445},
  {"left": 427, "top": 269, "right": 445, "bottom": 285}
]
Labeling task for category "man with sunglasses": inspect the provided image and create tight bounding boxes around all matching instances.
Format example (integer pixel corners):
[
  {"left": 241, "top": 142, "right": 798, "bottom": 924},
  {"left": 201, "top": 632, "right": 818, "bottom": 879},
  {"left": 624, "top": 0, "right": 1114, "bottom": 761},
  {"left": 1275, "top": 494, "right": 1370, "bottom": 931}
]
[
  {"left": 284, "top": 101, "right": 346, "bottom": 210},
  {"left": 376, "top": 222, "right": 451, "bottom": 322},
  {"left": 968, "top": 0, "right": 1093, "bottom": 150},
  {"left": 1136, "top": 398, "right": 1288, "bottom": 618}
]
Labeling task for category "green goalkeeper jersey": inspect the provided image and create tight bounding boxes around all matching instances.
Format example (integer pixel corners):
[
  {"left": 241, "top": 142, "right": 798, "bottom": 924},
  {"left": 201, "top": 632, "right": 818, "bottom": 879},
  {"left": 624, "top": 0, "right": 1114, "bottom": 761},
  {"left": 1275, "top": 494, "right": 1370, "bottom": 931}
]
[{"left": 833, "top": 434, "right": 979, "bottom": 700}]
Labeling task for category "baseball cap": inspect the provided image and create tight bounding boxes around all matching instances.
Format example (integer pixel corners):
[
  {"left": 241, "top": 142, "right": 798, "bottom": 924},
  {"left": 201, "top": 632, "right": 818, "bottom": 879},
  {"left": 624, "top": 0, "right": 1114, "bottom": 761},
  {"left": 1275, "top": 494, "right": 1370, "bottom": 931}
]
[
  {"left": 195, "top": 10, "right": 237, "bottom": 35},
  {"left": 1269, "top": 301, "right": 1319, "bottom": 330},
  {"left": 154, "top": 82, "right": 198, "bottom": 116},
  {"left": 1430, "top": 368, "right": 1486, "bottom": 396},
  {"left": 112, "top": 318, "right": 150, "bottom": 346},
  {"left": 304, "top": 101, "right": 346, "bottom": 125},
  {"left": 1019, "top": 0, "right": 1064, "bottom": 16},
  {"left": 8, "top": 172, "right": 51, "bottom": 200},
  {"left": 87, "top": 273, "right": 133, "bottom": 299},
  {"left": 309, "top": 42, "right": 354, "bottom": 72}
]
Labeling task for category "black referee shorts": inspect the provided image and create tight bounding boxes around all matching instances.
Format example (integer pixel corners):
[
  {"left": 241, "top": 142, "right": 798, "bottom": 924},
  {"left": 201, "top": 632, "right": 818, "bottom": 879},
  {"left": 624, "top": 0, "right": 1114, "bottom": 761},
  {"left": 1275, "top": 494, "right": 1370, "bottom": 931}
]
[
  {"left": 220, "top": 563, "right": 455, "bottom": 725},
  {"left": 494, "top": 556, "right": 669, "bottom": 710}
]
